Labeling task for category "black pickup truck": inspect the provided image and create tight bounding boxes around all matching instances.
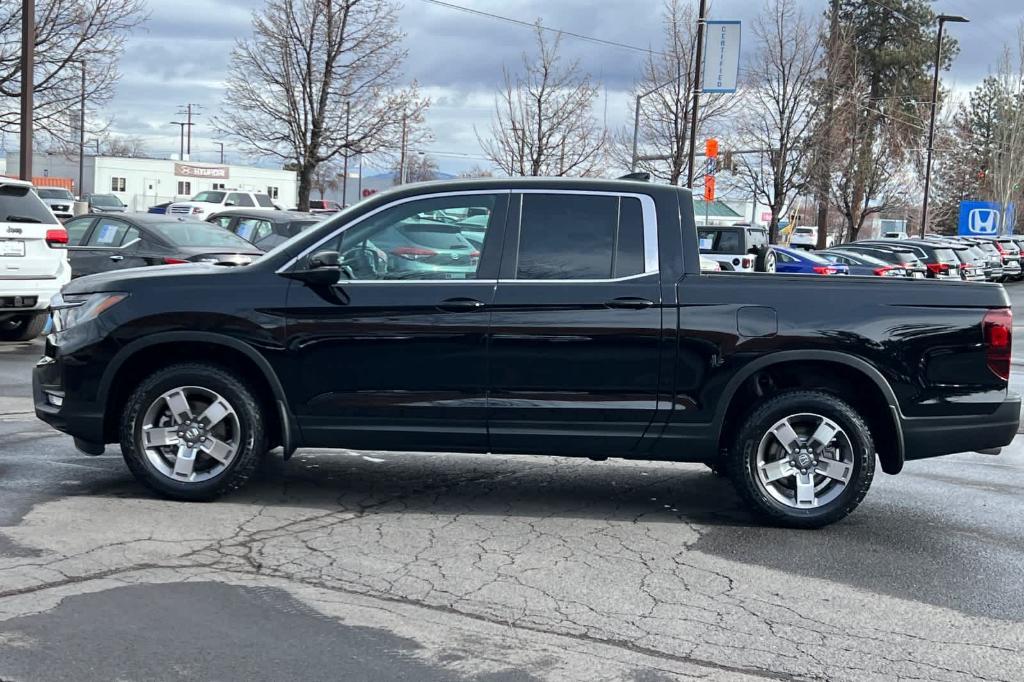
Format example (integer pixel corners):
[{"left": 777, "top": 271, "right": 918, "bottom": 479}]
[{"left": 34, "top": 178, "right": 1019, "bottom": 527}]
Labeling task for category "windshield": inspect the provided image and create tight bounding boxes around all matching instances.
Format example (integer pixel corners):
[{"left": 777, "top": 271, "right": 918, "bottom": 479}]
[
  {"left": 931, "top": 247, "right": 959, "bottom": 265},
  {"left": 90, "top": 194, "right": 123, "bottom": 207},
  {"left": 37, "top": 188, "right": 74, "bottom": 200},
  {"left": 149, "top": 220, "right": 256, "bottom": 248},
  {"left": 794, "top": 227, "right": 814, "bottom": 235},
  {"left": 191, "top": 191, "right": 226, "bottom": 204}
]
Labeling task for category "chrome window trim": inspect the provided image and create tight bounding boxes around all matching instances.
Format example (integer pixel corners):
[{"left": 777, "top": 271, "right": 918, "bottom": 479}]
[{"left": 276, "top": 187, "right": 660, "bottom": 283}]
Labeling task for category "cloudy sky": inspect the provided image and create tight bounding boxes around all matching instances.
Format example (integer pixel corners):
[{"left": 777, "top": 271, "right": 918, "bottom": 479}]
[{"left": 102, "top": 0, "right": 1021, "bottom": 175}]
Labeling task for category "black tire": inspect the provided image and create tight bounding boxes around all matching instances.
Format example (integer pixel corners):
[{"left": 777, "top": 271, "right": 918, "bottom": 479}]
[
  {"left": 755, "top": 246, "right": 777, "bottom": 273},
  {"left": 0, "top": 313, "right": 47, "bottom": 342},
  {"left": 725, "top": 390, "right": 875, "bottom": 529},
  {"left": 120, "top": 363, "right": 267, "bottom": 501}
]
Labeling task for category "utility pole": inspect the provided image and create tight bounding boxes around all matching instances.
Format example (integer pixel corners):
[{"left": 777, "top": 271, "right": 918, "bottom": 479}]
[
  {"left": 77, "top": 61, "right": 86, "bottom": 198},
  {"left": 18, "top": 0, "right": 35, "bottom": 181},
  {"left": 920, "top": 14, "right": 969, "bottom": 237},
  {"left": 398, "top": 113, "right": 408, "bottom": 185},
  {"left": 685, "top": 0, "right": 708, "bottom": 189},
  {"left": 814, "top": 0, "right": 840, "bottom": 250},
  {"left": 176, "top": 104, "right": 200, "bottom": 159},
  {"left": 169, "top": 122, "right": 187, "bottom": 159},
  {"left": 342, "top": 102, "right": 351, "bottom": 204}
]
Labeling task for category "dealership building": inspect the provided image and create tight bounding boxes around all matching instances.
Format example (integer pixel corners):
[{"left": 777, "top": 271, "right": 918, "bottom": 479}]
[{"left": 4, "top": 153, "right": 298, "bottom": 210}]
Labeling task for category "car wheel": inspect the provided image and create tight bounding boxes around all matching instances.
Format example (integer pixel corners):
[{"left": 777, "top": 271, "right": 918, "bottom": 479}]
[
  {"left": 0, "top": 313, "right": 48, "bottom": 342},
  {"left": 726, "top": 390, "right": 875, "bottom": 528},
  {"left": 120, "top": 363, "right": 267, "bottom": 501},
  {"left": 756, "top": 247, "right": 777, "bottom": 273}
]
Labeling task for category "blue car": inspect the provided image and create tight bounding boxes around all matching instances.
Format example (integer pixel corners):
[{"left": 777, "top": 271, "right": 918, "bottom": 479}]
[
  {"left": 774, "top": 246, "right": 849, "bottom": 275},
  {"left": 148, "top": 202, "right": 171, "bottom": 214}
]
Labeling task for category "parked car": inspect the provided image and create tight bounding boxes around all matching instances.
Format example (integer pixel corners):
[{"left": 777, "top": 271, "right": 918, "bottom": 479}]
[
  {"left": 932, "top": 241, "right": 989, "bottom": 282},
  {"left": 309, "top": 199, "right": 343, "bottom": 214},
  {"left": 167, "top": 190, "right": 277, "bottom": 221},
  {"left": 699, "top": 255, "right": 721, "bottom": 272},
  {"left": 842, "top": 241, "right": 947, "bottom": 279},
  {"left": 0, "top": 178, "right": 71, "bottom": 341},
  {"left": 84, "top": 193, "right": 128, "bottom": 214},
  {"left": 821, "top": 249, "right": 911, "bottom": 277},
  {"left": 880, "top": 231, "right": 909, "bottom": 239},
  {"left": 831, "top": 243, "right": 930, "bottom": 278},
  {"left": 60, "top": 213, "right": 263, "bottom": 279},
  {"left": 148, "top": 202, "right": 171, "bottom": 215},
  {"left": 35, "top": 187, "right": 76, "bottom": 221},
  {"left": 207, "top": 209, "right": 322, "bottom": 250},
  {"left": 948, "top": 237, "right": 1004, "bottom": 281},
  {"left": 698, "top": 224, "right": 775, "bottom": 272},
  {"left": 990, "top": 237, "right": 1023, "bottom": 280},
  {"left": 788, "top": 225, "right": 830, "bottom": 250},
  {"left": 33, "top": 178, "right": 1020, "bottom": 529},
  {"left": 774, "top": 246, "right": 849, "bottom": 275}
]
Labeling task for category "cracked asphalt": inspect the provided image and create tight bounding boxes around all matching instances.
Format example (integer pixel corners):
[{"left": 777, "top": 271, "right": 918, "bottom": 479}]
[{"left": 0, "top": 283, "right": 1022, "bottom": 681}]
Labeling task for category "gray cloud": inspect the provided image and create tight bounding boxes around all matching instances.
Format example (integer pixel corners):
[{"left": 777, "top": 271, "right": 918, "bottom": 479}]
[{"left": 100, "top": 0, "right": 1022, "bottom": 174}]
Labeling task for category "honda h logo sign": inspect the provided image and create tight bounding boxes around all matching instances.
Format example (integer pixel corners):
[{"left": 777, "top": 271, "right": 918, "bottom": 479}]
[
  {"left": 968, "top": 208, "right": 999, "bottom": 234},
  {"left": 958, "top": 200, "right": 1015, "bottom": 236}
]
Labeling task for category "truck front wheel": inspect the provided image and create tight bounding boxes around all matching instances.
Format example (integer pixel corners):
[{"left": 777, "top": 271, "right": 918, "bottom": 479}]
[{"left": 726, "top": 390, "right": 875, "bottom": 528}]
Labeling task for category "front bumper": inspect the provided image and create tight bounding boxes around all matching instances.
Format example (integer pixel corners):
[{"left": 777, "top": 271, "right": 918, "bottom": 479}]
[{"left": 902, "top": 393, "right": 1021, "bottom": 461}]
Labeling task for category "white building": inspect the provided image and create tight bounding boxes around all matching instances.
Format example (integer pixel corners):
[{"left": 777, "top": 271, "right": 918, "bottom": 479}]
[{"left": 5, "top": 153, "right": 298, "bottom": 210}]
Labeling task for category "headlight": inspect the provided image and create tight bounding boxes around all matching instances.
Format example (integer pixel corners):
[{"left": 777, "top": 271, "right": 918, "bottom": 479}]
[{"left": 50, "top": 292, "right": 129, "bottom": 332}]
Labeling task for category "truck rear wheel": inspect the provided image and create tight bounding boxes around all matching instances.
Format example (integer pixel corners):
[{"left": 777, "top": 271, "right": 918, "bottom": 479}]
[{"left": 726, "top": 390, "right": 874, "bottom": 528}]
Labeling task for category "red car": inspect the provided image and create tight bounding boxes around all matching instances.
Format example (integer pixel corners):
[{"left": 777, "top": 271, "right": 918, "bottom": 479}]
[{"left": 308, "top": 199, "right": 342, "bottom": 214}]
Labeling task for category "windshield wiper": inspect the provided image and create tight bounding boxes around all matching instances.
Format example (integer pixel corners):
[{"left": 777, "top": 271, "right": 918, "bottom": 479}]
[{"left": 4, "top": 215, "right": 43, "bottom": 223}]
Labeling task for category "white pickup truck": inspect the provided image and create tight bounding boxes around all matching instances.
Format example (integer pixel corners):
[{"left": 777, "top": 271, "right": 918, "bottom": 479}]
[{"left": 167, "top": 190, "right": 277, "bottom": 221}]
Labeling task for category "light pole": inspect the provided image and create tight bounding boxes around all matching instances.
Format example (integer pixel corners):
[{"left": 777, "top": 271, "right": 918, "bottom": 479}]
[
  {"left": 75, "top": 60, "right": 86, "bottom": 198},
  {"left": 920, "top": 14, "right": 969, "bottom": 237},
  {"left": 18, "top": 0, "right": 34, "bottom": 181},
  {"left": 169, "top": 122, "right": 187, "bottom": 159},
  {"left": 215, "top": 141, "right": 224, "bottom": 164}
]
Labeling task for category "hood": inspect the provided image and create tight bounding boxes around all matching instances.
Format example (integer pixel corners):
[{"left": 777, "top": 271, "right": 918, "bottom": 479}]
[{"left": 64, "top": 262, "right": 227, "bottom": 295}]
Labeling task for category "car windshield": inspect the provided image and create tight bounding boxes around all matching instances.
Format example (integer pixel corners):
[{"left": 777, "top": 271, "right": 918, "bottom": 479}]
[
  {"left": 191, "top": 191, "right": 226, "bottom": 204},
  {"left": 90, "top": 194, "right": 123, "bottom": 207},
  {"left": 791, "top": 249, "right": 831, "bottom": 264},
  {"left": 930, "top": 247, "right": 959, "bottom": 265},
  {"left": 794, "top": 228, "right": 814, "bottom": 235},
  {"left": 148, "top": 220, "right": 255, "bottom": 248},
  {"left": 37, "top": 188, "right": 74, "bottom": 200}
]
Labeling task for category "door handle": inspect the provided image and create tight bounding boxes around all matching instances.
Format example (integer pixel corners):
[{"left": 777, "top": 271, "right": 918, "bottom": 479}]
[
  {"left": 605, "top": 297, "right": 654, "bottom": 310},
  {"left": 437, "top": 297, "right": 486, "bottom": 312},
  {"left": 108, "top": 255, "right": 124, "bottom": 262}
]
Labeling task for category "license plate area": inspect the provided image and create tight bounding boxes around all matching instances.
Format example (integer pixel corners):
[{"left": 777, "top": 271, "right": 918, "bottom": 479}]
[{"left": 0, "top": 240, "right": 25, "bottom": 257}]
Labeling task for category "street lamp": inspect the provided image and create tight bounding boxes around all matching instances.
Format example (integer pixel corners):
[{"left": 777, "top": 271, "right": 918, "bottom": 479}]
[
  {"left": 920, "top": 14, "right": 969, "bottom": 237},
  {"left": 168, "top": 121, "right": 187, "bottom": 160}
]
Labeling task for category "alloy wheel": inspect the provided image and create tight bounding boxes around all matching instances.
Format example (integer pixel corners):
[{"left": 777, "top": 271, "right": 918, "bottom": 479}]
[
  {"left": 140, "top": 386, "right": 241, "bottom": 483},
  {"left": 754, "top": 412, "right": 853, "bottom": 509}
]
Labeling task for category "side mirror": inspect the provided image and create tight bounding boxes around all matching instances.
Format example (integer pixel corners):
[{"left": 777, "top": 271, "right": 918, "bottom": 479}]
[{"left": 282, "top": 250, "right": 342, "bottom": 285}]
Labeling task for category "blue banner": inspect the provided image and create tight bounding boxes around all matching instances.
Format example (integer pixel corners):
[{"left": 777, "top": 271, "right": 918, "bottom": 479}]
[{"left": 958, "top": 200, "right": 1015, "bottom": 236}]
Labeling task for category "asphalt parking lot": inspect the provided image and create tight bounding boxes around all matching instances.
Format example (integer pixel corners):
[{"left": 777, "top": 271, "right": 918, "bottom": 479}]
[{"left": 1, "top": 285, "right": 1023, "bottom": 681}]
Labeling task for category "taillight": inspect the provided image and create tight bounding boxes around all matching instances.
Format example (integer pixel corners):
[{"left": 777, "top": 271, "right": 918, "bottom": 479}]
[
  {"left": 45, "top": 228, "right": 68, "bottom": 247},
  {"left": 983, "top": 308, "right": 1012, "bottom": 381},
  {"left": 741, "top": 257, "right": 753, "bottom": 269},
  {"left": 812, "top": 265, "right": 835, "bottom": 275},
  {"left": 163, "top": 257, "right": 189, "bottom": 264},
  {"left": 470, "top": 250, "right": 480, "bottom": 265},
  {"left": 873, "top": 266, "right": 892, "bottom": 276},
  {"left": 392, "top": 246, "right": 437, "bottom": 261},
  {"left": 993, "top": 241, "right": 1006, "bottom": 254},
  {"left": 926, "top": 262, "right": 949, "bottom": 276}
]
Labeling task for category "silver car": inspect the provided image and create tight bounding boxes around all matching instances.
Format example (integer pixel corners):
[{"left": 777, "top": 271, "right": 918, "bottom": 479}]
[{"left": 35, "top": 187, "right": 76, "bottom": 221}]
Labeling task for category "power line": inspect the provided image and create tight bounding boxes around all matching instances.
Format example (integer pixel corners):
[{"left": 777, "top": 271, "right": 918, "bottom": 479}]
[
  {"left": 861, "top": 0, "right": 927, "bottom": 29},
  {"left": 420, "top": 0, "right": 657, "bottom": 56}
]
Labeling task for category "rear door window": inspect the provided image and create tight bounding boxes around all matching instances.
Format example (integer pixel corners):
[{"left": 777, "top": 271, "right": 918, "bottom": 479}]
[
  {"left": 698, "top": 229, "right": 740, "bottom": 254},
  {"left": 515, "top": 194, "right": 647, "bottom": 280},
  {"left": 747, "top": 229, "right": 767, "bottom": 250},
  {"left": 86, "top": 218, "right": 133, "bottom": 247},
  {"left": 64, "top": 217, "right": 95, "bottom": 245},
  {"left": 255, "top": 194, "right": 275, "bottom": 208},
  {"left": 228, "top": 193, "right": 255, "bottom": 207}
]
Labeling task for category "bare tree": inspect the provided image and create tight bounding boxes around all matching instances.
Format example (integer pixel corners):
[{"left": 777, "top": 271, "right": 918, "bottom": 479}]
[
  {"left": 0, "top": 0, "right": 147, "bottom": 143},
  {"left": 989, "top": 25, "right": 1024, "bottom": 234},
  {"left": 100, "top": 133, "right": 147, "bottom": 157},
  {"left": 392, "top": 154, "right": 438, "bottom": 184},
  {"left": 613, "top": 0, "right": 735, "bottom": 185},
  {"left": 479, "top": 23, "right": 606, "bottom": 177},
  {"left": 731, "top": 0, "right": 821, "bottom": 243},
  {"left": 310, "top": 160, "right": 342, "bottom": 199},
  {"left": 216, "top": 0, "right": 428, "bottom": 210},
  {"left": 457, "top": 165, "right": 494, "bottom": 178}
]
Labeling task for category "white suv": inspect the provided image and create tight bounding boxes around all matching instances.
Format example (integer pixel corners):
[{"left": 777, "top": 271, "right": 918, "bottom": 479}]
[
  {"left": 0, "top": 179, "right": 71, "bottom": 341},
  {"left": 167, "top": 190, "right": 277, "bottom": 220}
]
